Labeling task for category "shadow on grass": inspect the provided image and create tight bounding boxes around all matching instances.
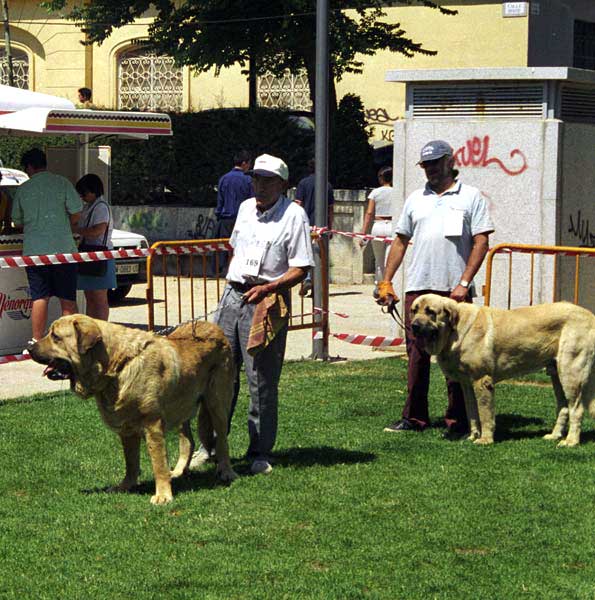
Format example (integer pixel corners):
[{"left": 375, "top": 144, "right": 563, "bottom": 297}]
[
  {"left": 82, "top": 469, "right": 226, "bottom": 498},
  {"left": 273, "top": 446, "right": 375, "bottom": 468}
]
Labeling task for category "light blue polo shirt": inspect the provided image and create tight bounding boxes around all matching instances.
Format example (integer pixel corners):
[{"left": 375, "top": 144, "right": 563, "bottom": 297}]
[
  {"left": 395, "top": 181, "right": 495, "bottom": 296},
  {"left": 12, "top": 171, "right": 82, "bottom": 256}
]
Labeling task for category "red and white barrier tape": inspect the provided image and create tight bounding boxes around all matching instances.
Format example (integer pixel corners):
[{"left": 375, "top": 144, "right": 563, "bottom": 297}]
[
  {"left": 0, "top": 353, "right": 31, "bottom": 364},
  {"left": 313, "top": 306, "right": 349, "bottom": 318},
  {"left": 0, "top": 242, "right": 233, "bottom": 270},
  {"left": 312, "top": 226, "right": 393, "bottom": 245},
  {"left": 313, "top": 330, "right": 404, "bottom": 347}
]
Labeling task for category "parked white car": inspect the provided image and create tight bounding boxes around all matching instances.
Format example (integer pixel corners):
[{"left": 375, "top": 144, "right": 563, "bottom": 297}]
[
  {"left": 0, "top": 168, "right": 149, "bottom": 303},
  {"left": 109, "top": 228, "right": 150, "bottom": 302}
]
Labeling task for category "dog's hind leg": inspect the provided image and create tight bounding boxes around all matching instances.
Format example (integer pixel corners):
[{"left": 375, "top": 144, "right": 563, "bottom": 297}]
[
  {"left": 170, "top": 420, "right": 194, "bottom": 479},
  {"left": 205, "top": 367, "right": 237, "bottom": 484},
  {"left": 543, "top": 363, "right": 569, "bottom": 442},
  {"left": 556, "top": 356, "right": 595, "bottom": 447},
  {"left": 144, "top": 419, "right": 174, "bottom": 504}
]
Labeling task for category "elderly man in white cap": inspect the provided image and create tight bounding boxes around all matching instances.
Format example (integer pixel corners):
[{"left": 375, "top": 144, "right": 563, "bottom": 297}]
[
  {"left": 191, "top": 153, "right": 314, "bottom": 475},
  {"left": 376, "top": 140, "right": 495, "bottom": 439}
]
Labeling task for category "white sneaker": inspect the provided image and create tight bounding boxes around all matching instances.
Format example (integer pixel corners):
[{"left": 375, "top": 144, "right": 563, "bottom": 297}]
[
  {"left": 250, "top": 460, "right": 273, "bottom": 475},
  {"left": 188, "top": 446, "right": 214, "bottom": 470}
]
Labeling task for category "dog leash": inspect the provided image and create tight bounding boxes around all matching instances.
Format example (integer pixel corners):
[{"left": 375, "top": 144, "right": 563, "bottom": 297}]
[{"left": 381, "top": 299, "right": 406, "bottom": 330}]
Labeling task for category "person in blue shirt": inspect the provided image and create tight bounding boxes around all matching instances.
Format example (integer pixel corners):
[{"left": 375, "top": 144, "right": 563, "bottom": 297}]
[
  {"left": 294, "top": 158, "right": 334, "bottom": 296},
  {"left": 215, "top": 151, "right": 253, "bottom": 235},
  {"left": 213, "top": 150, "right": 253, "bottom": 275}
]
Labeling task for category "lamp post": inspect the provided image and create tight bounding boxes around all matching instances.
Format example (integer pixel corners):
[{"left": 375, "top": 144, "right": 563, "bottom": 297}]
[{"left": 312, "top": 0, "right": 330, "bottom": 359}]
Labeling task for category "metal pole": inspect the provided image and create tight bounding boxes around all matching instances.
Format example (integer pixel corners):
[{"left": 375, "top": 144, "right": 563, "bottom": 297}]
[
  {"left": 311, "top": 0, "right": 330, "bottom": 359},
  {"left": 1, "top": 0, "right": 14, "bottom": 87}
]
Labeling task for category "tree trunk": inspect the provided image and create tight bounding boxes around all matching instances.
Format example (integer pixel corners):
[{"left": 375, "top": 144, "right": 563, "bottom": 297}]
[
  {"left": 303, "top": 52, "right": 337, "bottom": 118},
  {"left": 248, "top": 53, "right": 257, "bottom": 109}
]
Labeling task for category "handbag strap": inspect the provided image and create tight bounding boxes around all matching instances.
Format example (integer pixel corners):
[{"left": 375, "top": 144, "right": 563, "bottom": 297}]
[{"left": 83, "top": 199, "right": 111, "bottom": 246}]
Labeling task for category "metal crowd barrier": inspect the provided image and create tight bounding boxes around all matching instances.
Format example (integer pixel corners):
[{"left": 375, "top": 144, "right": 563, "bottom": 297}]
[
  {"left": 484, "top": 243, "right": 595, "bottom": 307},
  {"left": 146, "top": 236, "right": 327, "bottom": 340}
]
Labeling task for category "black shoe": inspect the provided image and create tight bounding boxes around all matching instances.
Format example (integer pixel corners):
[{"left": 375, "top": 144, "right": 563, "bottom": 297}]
[{"left": 383, "top": 418, "right": 421, "bottom": 432}]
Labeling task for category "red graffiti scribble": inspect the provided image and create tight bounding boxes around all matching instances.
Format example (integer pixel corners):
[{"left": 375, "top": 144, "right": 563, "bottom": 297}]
[{"left": 454, "top": 135, "right": 528, "bottom": 176}]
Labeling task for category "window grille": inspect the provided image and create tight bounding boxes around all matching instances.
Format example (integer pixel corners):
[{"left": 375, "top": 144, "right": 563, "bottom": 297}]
[
  {"left": 0, "top": 47, "right": 29, "bottom": 89},
  {"left": 410, "top": 83, "right": 545, "bottom": 119},
  {"left": 118, "top": 48, "right": 182, "bottom": 112},
  {"left": 257, "top": 69, "right": 312, "bottom": 111}
]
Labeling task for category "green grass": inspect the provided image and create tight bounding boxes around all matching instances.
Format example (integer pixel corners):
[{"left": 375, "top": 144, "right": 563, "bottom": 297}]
[{"left": 1, "top": 357, "right": 595, "bottom": 599}]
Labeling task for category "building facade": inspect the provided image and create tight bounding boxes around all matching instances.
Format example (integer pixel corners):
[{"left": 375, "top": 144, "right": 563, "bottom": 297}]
[{"left": 1, "top": 1, "right": 594, "bottom": 144}]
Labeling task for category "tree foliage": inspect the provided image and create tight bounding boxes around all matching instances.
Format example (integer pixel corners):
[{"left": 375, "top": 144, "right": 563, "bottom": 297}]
[{"left": 42, "top": 0, "right": 456, "bottom": 107}]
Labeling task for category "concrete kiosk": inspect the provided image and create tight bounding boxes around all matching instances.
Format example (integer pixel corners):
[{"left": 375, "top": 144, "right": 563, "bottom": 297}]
[{"left": 387, "top": 67, "right": 595, "bottom": 313}]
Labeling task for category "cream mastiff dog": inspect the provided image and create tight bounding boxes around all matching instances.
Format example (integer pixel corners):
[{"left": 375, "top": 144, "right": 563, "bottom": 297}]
[
  {"left": 29, "top": 315, "right": 237, "bottom": 505},
  {"left": 410, "top": 294, "right": 595, "bottom": 446}
]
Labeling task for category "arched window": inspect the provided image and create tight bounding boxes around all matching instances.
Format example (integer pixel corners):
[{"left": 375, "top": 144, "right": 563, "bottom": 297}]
[
  {"left": 117, "top": 47, "right": 183, "bottom": 112},
  {"left": 257, "top": 69, "right": 312, "bottom": 111},
  {"left": 0, "top": 47, "right": 29, "bottom": 89}
]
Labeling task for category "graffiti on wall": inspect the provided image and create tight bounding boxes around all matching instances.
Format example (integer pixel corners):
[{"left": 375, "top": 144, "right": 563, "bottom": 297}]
[
  {"left": 568, "top": 210, "right": 595, "bottom": 248},
  {"left": 454, "top": 135, "right": 528, "bottom": 176},
  {"left": 187, "top": 213, "right": 216, "bottom": 239},
  {"left": 365, "top": 107, "right": 398, "bottom": 142}
]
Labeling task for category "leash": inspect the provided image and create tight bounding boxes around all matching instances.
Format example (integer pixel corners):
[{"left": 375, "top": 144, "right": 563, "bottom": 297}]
[{"left": 380, "top": 299, "right": 406, "bottom": 330}]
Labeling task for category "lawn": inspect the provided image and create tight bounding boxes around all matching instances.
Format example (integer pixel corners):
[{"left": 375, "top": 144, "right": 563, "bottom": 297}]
[{"left": 1, "top": 357, "right": 595, "bottom": 599}]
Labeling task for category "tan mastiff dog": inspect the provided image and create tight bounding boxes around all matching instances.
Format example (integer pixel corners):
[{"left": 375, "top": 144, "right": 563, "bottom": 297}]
[
  {"left": 410, "top": 294, "right": 595, "bottom": 446},
  {"left": 30, "top": 315, "right": 237, "bottom": 504}
]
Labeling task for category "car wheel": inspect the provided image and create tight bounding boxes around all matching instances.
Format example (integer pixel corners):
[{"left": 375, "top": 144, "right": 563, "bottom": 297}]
[{"left": 108, "top": 284, "right": 132, "bottom": 304}]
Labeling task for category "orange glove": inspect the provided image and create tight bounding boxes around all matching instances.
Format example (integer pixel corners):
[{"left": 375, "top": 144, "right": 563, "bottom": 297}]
[{"left": 376, "top": 280, "right": 399, "bottom": 306}]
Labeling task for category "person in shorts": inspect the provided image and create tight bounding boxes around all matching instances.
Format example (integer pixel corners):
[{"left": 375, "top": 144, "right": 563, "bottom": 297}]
[{"left": 11, "top": 148, "right": 82, "bottom": 347}]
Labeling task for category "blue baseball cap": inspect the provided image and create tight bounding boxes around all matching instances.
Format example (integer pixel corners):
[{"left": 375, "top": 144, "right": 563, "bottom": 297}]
[{"left": 418, "top": 140, "right": 453, "bottom": 164}]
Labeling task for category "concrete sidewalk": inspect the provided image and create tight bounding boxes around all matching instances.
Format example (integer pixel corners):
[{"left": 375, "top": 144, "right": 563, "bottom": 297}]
[{"left": 0, "top": 282, "right": 404, "bottom": 400}]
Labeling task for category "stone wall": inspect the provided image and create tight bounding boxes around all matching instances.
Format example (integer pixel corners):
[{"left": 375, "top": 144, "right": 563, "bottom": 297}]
[{"left": 112, "top": 189, "right": 374, "bottom": 284}]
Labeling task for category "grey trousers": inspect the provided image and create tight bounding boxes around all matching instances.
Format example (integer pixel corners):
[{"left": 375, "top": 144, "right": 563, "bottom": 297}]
[{"left": 214, "top": 284, "right": 288, "bottom": 461}]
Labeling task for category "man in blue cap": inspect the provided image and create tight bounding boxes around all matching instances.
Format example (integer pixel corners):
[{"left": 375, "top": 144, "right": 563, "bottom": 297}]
[{"left": 376, "top": 140, "right": 495, "bottom": 438}]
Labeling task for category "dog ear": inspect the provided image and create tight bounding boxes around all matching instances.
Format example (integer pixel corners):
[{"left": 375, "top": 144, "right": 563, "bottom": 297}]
[
  {"left": 73, "top": 317, "right": 102, "bottom": 354},
  {"left": 443, "top": 305, "right": 459, "bottom": 328}
]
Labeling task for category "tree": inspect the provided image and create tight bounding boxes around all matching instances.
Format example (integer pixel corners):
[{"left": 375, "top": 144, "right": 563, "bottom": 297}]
[{"left": 42, "top": 0, "right": 456, "bottom": 110}]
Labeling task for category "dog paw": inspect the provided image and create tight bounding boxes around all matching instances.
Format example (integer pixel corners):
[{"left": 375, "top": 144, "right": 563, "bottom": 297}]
[
  {"left": 473, "top": 437, "right": 494, "bottom": 445},
  {"left": 557, "top": 438, "right": 579, "bottom": 448},
  {"left": 543, "top": 433, "right": 563, "bottom": 441},
  {"left": 169, "top": 467, "right": 187, "bottom": 479},
  {"left": 466, "top": 432, "right": 480, "bottom": 442},
  {"left": 150, "top": 491, "right": 174, "bottom": 505}
]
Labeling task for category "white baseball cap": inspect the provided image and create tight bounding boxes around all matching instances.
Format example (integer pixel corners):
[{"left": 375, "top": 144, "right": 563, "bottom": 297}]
[{"left": 249, "top": 154, "right": 289, "bottom": 181}]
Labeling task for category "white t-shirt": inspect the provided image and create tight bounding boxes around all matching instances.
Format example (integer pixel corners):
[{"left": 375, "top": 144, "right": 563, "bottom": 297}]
[
  {"left": 368, "top": 186, "right": 395, "bottom": 218},
  {"left": 80, "top": 196, "right": 113, "bottom": 249},
  {"left": 227, "top": 195, "right": 315, "bottom": 284},
  {"left": 395, "top": 181, "right": 494, "bottom": 296}
]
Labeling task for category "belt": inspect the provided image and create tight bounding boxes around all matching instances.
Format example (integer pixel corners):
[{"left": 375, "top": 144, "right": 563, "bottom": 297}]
[
  {"left": 375, "top": 216, "right": 392, "bottom": 221},
  {"left": 229, "top": 280, "right": 259, "bottom": 293}
]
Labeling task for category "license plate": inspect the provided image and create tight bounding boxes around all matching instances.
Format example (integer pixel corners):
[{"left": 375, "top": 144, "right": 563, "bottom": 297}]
[{"left": 116, "top": 263, "right": 140, "bottom": 275}]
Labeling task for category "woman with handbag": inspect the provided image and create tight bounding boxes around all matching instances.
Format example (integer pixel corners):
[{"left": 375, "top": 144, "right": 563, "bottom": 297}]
[{"left": 75, "top": 174, "right": 116, "bottom": 320}]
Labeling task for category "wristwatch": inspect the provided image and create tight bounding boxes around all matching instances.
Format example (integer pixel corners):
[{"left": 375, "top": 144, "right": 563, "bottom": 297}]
[{"left": 459, "top": 279, "right": 470, "bottom": 288}]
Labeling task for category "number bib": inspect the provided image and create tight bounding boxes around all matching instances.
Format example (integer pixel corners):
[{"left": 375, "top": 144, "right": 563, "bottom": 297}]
[{"left": 242, "top": 244, "right": 266, "bottom": 277}]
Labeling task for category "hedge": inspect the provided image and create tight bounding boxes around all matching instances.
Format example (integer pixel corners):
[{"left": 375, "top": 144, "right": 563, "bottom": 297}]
[{"left": 0, "top": 101, "right": 375, "bottom": 206}]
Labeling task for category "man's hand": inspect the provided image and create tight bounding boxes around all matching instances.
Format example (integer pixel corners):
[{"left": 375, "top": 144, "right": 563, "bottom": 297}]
[
  {"left": 242, "top": 284, "right": 271, "bottom": 305},
  {"left": 376, "top": 280, "right": 399, "bottom": 306},
  {"left": 449, "top": 284, "right": 469, "bottom": 302}
]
